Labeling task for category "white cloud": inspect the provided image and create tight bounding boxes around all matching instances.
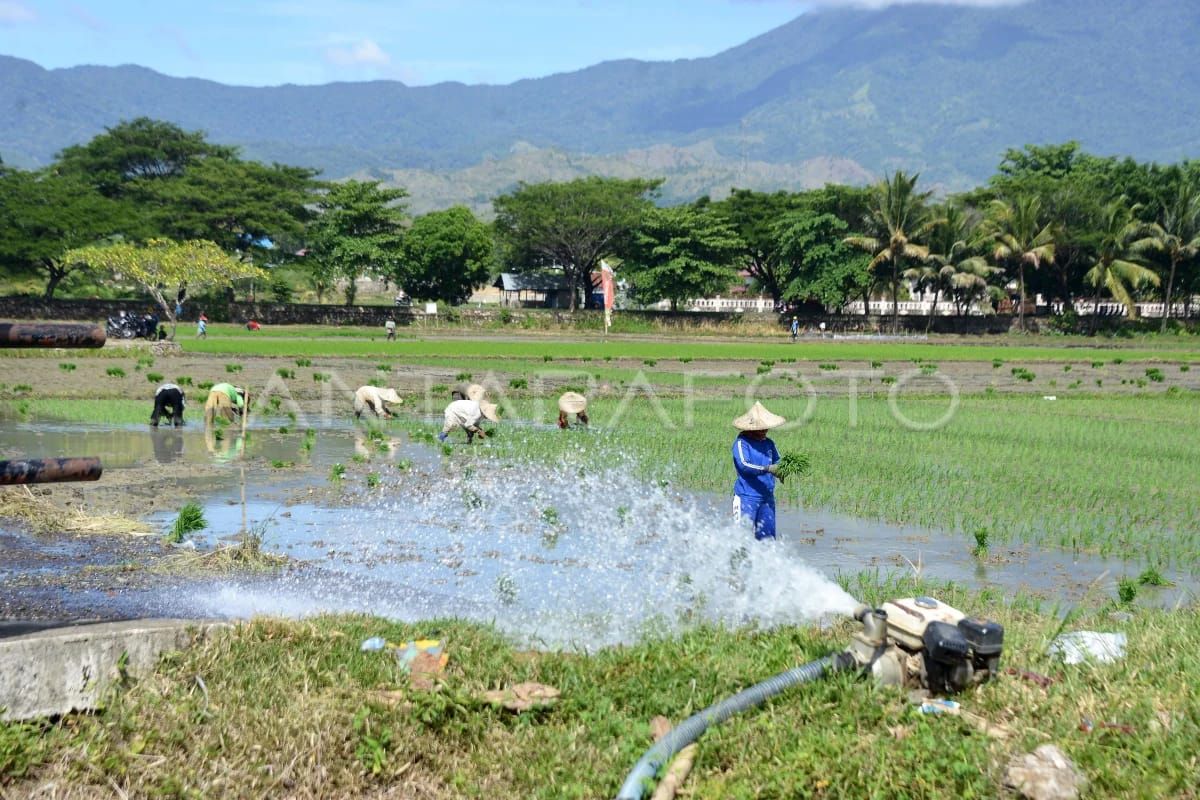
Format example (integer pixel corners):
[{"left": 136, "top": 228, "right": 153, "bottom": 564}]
[
  {"left": 0, "top": 0, "right": 36, "bottom": 24},
  {"left": 324, "top": 38, "right": 391, "bottom": 68}
]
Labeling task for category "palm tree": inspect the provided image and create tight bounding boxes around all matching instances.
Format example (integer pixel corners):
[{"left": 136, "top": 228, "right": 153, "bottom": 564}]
[
  {"left": 1084, "top": 200, "right": 1160, "bottom": 324},
  {"left": 1130, "top": 181, "right": 1200, "bottom": 332},
  {"left": 845, "top": 172, "right": 937, "bottom": 333},
  {"left": 906, "top": 204, "right": 995, "bottom": 330},
  {"left": 985, "top": 196, "right": 1056, "bottom": 332}
]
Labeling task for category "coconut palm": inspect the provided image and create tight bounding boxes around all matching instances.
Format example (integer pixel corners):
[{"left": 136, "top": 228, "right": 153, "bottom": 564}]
[
  {"left": 1130, "top": 181, "right": 1200, "bottom": 331},
  {"left": 985, "top": 196, "right": 1056, "bottom": 332},
  {"left": 845, "top": 171, "right": 937, "bottom": 333},
  {"left": 1084, "top": 200, "right": 1160, "bottom": 322},
  {"left": 904, "top": 204, "right": 993, "bottom": 330}
]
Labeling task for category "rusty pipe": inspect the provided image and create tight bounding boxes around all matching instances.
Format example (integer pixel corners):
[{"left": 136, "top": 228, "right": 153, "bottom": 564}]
[
  {"left": 0, "top": 323, "right": 106, "bottom": 349},
  {"left": 0, "top": 458, "right": 103, "bottom": 485}
]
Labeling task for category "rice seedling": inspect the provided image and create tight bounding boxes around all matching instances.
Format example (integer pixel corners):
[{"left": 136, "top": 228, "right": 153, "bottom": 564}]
[
  {"left": 295, "top": 358, "right": 312, "bottom": 367},
  {"left": 819, "top": 363, "right": 839, "bottom": 371},
  {"left": 175, "top": 376, "right": 193, "bottom": 386},
  {"left": 644, "top": 359, "right": 657, "bottom": 366},
  {"left": 679, "top": 357, "right": 692, "bottom": 363},
  {"left": 146, "top": 372, "right": 163, "bottom": 383},
  {"left": 276, "top": 368, "right": 295, "bottom": 379},
  {"left": 543, "top": 355, "right": 554, "bottom": 362},
  {"left": 1181, "top": 364, "right": 1190, "bottom": 373},
  {"left": 971, "top": 527, "right": 990, "bottom": 557},
  {"left": 755, "top": 364, "right": 772, "bottom": 375},
  {"left": 992, "top": 359, "right": 1003, "bottom": 369},
  {"left": 312, "top": 372, "right": 329, "bottom": 383},
  {"left": 365, "top": 473, "right": 381, "bottom": 489},
  {"left": 1063, "top": 364, "right": 1072, "bottom": 372},
  {"left": 330, "top": 463, "right": 346, "bottom": 482},
  {"left": 395, "top": 459, "right": 412, "bottom": 471},
  {"left": 1117, "top": 577, "right": 1138, "bottom": 604},
  {"left": 1146, "top": 367, "right": 1165, "bottom": 382},
  {"left": 105, "top": 367, "right": 126, "bottom": 378},
  {"left": 277, "top": 426, "right": 291, "bottom": 434},
  {"left": 11, "top": 384, "right": 32, "bottom": 394},
  {"left": 455, "top": 372, "right": 472, "bottom": 381},
  {"left": 58, "top": 362, "right": 76, "bottom": 372},
  {"left": 368, "top": 378, "right": 385, "bottom": 387},
  {"left": 509, "top": 378, "right": 528, "bottom": 390},
  {"left": 1138, "top": 566, "right": 1172, "bottom": 587},
  {"left": 166, "top": 502, "right": 207, "bottom": 544},
  {"left": 871, "top": 360, "right": 883, "bottom": 368},
  {"left": 919, "top": 363, "right": 938, "bottom": 374},
  {"left": 270, "top": 460, "right": 295, "bottom": 469},
  {"left": 1112, "top": 357, "right": 1125, "bottom": 365},
  {"left": 351, "top": 453, "right": 367, "bottom": 464},
  {"left": 376, "top": 364, "right": 391, "bottom": 372},
  {"left": 1092, "top": 361, "right": 1105, "bottom": 368},
  {"left": 1011, "top": 367, "right": 1035, "bottom": 382},
  {"left": 225, "top": 363, "right": 243, "bottom": 374},
  {"left": 774, "top": 451, "right": 811, "bottom": 480},
  {"left": 880, "top": 376, "right": 896, "bottom": 385},
  {"left": 431, "top": 384, "right": 448, "bottom": 394},
  {"left": 198, "top": 381, "right": 214, "bottom": 391}
]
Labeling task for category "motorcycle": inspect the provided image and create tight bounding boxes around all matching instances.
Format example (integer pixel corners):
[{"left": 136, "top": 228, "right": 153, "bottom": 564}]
[{"left": 106, "top": 313, "right": 160, "bottom": 340}]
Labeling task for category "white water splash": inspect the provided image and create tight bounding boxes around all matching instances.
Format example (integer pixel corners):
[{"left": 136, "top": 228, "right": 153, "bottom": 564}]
[{"left": 191, "top": 448, "right": 857, "bottom": 648}]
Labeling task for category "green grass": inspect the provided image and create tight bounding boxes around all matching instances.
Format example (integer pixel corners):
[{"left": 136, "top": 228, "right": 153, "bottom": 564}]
[
  {"left": 2, "top": 583, "right": 1197, "bottom": 798},
  {"left": 180, "top": 334, "right": 1200, "bottom": 364}
]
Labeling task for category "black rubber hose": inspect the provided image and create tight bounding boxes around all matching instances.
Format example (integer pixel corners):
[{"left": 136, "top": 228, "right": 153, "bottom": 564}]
[{"left": 615, "top": 651, "right": 855, "bottom": 799}]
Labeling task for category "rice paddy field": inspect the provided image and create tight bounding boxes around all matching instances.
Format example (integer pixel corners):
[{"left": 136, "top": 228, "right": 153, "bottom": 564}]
[{"left": 3, "top": 325, "right": 1200, "bottom": 798}]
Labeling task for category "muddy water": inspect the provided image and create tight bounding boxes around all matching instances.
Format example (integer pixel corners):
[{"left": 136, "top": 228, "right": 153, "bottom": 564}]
[{"left": 1, "top": 423, "right": 1194, "bottom": 647}]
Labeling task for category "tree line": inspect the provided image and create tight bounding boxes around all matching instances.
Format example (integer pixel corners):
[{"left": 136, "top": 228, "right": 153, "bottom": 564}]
[{"left": 1, "top": 120, "right": 1198, "bottom": 333}]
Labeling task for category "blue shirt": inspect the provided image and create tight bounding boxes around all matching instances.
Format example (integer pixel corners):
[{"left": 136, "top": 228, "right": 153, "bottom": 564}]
[{"left": 732, "top": 434, "right": 779, "bottom": 499}]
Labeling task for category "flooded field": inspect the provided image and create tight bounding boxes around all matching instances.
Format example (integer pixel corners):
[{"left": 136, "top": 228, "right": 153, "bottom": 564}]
[{"left": 2, "top": 421, "right": 1193, "bottom": 647}]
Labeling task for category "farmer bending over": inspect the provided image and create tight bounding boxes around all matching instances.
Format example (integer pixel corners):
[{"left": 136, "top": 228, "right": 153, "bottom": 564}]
[
  {"left": 150, "top": 383, "right": 186, "bottom": 427},
  {"left": 438, "top": 398, "right": 499, "bottom": 444},
  {"left": 354, "top": 386, "right": 403, "bottom": 419},
  {"left": 732, "top": 401, "right": 785, "bottom": 540},
  {"left": 557, "top": 392, "right": 589, "bottom": 429},
  {"left": 204, "top": 382, "right": 246, "bottom": 426}
]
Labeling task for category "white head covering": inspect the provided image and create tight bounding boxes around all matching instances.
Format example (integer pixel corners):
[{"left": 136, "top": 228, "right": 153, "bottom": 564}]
[{"left": 557, "top": 392, "right": 587, "bottom": 414}]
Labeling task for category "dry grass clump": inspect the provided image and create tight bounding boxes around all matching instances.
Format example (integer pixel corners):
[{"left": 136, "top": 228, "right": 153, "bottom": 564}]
[{"left": 0, "top": 486, "right": 150, "bottom": 536}]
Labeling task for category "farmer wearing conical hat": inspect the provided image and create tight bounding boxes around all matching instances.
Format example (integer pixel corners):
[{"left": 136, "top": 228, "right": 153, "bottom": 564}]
[
  {"left": 438, "top": 397, "right": 500, "bottom": 443},
  {"left": 732, "top": 401, "right": 785, "bottom": 540},
  {"left": 353, "top": 385, "right": 403, "bottom": 419},
  {"left": 557, "top": 391, "right": 589, "bottom": 429}
]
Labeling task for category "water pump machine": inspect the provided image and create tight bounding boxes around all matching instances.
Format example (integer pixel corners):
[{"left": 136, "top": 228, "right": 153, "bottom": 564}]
[{"left": 616, "top": 596, "right": 1005, "bottom": 799}]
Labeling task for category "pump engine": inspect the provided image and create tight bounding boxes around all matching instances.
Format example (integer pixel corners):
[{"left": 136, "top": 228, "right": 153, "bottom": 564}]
[{"left": 846, "top": 596, "right": 1004, "bottom": 694}]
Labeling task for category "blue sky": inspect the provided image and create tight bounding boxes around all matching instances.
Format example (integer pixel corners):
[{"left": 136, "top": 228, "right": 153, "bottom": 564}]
[{"left": 0, "top": 0, "right": 828, "bottom": 87}]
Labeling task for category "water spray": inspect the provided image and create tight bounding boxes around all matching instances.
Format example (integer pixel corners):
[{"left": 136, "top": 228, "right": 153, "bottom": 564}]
[{"left": 615, "top": 595, "right": 1004, "bottom": 800}]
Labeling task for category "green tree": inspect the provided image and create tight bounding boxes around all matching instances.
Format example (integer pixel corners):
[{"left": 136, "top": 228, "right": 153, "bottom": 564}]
[
  {"left": 907, "top": 204, "right": 995, "bottom": 326},
  {"left": 307, "top": 180, "right": 407, "bottom": 305},
  {"left": 707, "top": 189, "right": 806, "bottom": 304},
  {"left": 1084, "top": 200, "right": 1160, "bottom": 321},
  {"left": 145, "top": 158, "right": 319, "bottom": 256},
  {"left": 844, "top": 172, "right": 937, "bottom": 332},
  {"left": 63, "top": 239, "right": 264, "bottom": 338},
  {"left": 493, "top": 177, "right": 661, "bottom": 310},
  {"left": 400, "top": 206, "right": 494, "bottom": 305},
  {"left": 624, "top": 205, "right": 743, "bottom": 311},
  {"left": 55, "top": 117, "right": 236, "bottom": 198},
  {"left": 1131, "top": 180, "right": 1200, "bottom": 331},
  {"left": 775, "top": 210, "right": 868, "bottom": 311},
  {"left": 0, "top": 169, "right": 132, "bottom": 298},
  {"left": 984, "top": 195, "right": 1057, "bottom": 331}
]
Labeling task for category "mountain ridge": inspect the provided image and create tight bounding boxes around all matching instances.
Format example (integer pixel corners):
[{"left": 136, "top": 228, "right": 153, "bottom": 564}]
[{"left": 1, "top": 0, "right": 1197, "bottom": 211}]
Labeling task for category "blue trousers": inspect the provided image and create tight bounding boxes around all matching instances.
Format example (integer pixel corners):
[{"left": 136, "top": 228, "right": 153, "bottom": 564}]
[{"left": 734, "top": 494, "right": 776, "bottom": 540}]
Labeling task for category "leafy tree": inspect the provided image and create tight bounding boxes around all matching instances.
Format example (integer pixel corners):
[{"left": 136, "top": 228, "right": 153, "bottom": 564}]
[
  {"left": 623, "top": 205, "right": 743, "bottom": 311},
  {"left": 144, "top": 158, "right": 319, "bottom": 256},
  {"left": 63, "top": 239, "right": 264, "bottom": 337},
  {"left": 55, "top": 117, "right": 236, "bottom": 198},
  {"left": 400, "top": 206, "right": 494, "bottom": 305},
  {"left": 1084, "top": 200, "right": 1160, "bottom": 321},
  {"left": 984, "top": 195, "right": 1057, "bottom": 331},
  {"left": 845, "top": 172, "right": 937, "bottom": 332},
  {"left": 1131, "top": 179, "right": 1200, "bottom": 330},
  {"left": 706, "top": 189, "right": 806, "bottom": 305},
  {"left": 307, "top": 180, "right": 407, "bottom": 305},
  {"left": 0, "top": 169, "right": 132, "bottom": 298},
  {"left": 775, "top": 210, "right": 868, "bottom": 311},
  {"left": 905, "top": 204, "right": 994, "bottom": 328},
  {"left": 493, "top": 177, "right": 660, "bottom": 310}
]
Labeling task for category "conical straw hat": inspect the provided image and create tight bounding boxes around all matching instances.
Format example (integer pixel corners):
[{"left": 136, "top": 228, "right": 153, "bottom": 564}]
[
  {"left": 732, "top": 401, "right": 786, "bottom": 432},
  {"left": 557, "top": 391, "right": 587, "bottom": 414},
  {"left": 379, "top": 388, "right": 402, "bottom": 404},
  {"left": 479, "top": 400, "right": 500, "bottom": 423},
  {"left": 466, "top": 383, "right": 487, "bottom": 402}
]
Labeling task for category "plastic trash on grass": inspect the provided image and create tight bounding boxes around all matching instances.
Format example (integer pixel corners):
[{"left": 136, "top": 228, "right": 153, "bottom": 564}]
[{"left": 1048, "top": 631, "right": 1126, "bottom": 664}]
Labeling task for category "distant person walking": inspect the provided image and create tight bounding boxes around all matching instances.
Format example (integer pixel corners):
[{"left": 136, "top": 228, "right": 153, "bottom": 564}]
[
  {"left": 790, "top": 317, "right": 799, "bottom": 343},
  {"left": 385, "top": 318, "right": 397, "bottom": 341},
  {"left": 150, "top": 383, "right": 186, "bottom": 428},
  {"left": 196, "top": 313, "right": 208, "bottom": 339}
]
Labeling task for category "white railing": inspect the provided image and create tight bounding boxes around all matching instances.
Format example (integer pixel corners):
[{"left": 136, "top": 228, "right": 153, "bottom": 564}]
[{"left": 687, "top": 297, "right": 776, "bottom": 313}]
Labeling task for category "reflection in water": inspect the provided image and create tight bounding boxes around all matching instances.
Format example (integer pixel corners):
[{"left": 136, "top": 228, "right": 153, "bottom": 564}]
[
  {"left": 204, "top": 429, "right": 245, "bottom": 463},
  {"left": 150, "top": 429, "right": 185, "bottom": 464}
]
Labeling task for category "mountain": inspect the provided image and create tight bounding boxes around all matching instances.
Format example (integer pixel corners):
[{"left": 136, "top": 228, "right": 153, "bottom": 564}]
[{"left": 1, "top": 0, "right": 1197, "bottom": 212}]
